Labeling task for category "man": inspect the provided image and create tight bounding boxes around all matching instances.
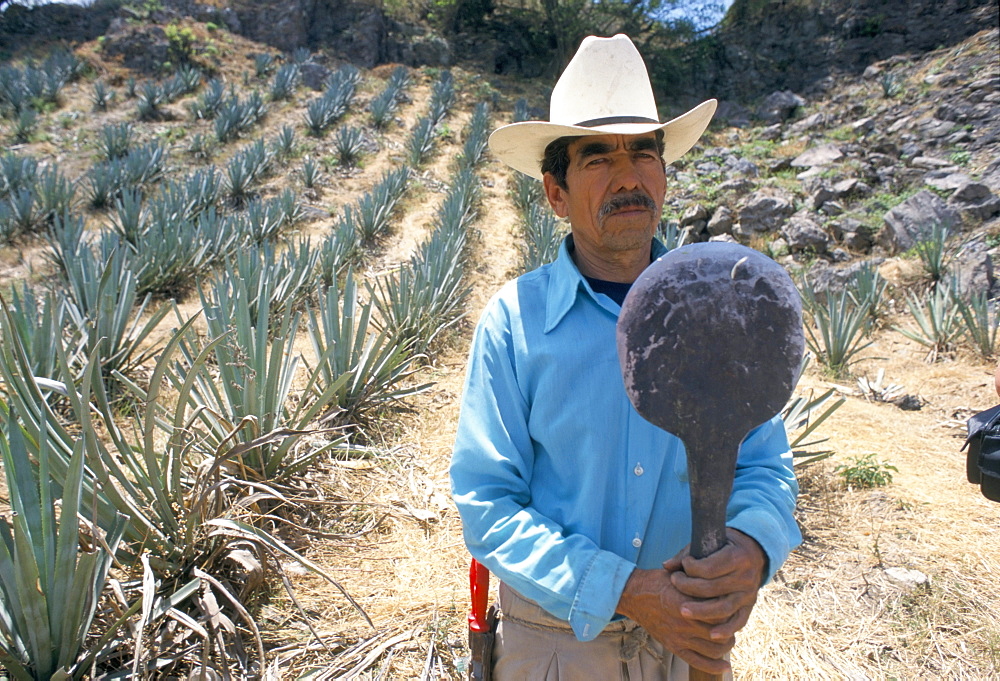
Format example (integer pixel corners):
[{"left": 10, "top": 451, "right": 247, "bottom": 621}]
[{"left": 451, "top": 34, "right": 801, "bottom": 679}]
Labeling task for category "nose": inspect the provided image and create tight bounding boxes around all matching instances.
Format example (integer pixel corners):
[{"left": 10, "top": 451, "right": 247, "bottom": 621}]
[{"left": 609, "top": 154, "right": 642, "bottom": 193}]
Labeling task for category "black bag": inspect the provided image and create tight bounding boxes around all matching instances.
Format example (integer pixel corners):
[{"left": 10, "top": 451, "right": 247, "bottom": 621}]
[{"left": 963, "top": 403, "right": 1000, "bottom": 502}]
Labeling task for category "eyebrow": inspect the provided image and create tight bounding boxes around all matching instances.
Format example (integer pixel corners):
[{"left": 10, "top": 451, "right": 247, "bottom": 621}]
[
  {"left": 575, "top": 137, "right": 659, "bottom": 162},
  {"left": 628, "top": 137, "right": 659, "bottom": 153},
  {"left": 576, "top": 141, "right": 615, "bottom": 160}
]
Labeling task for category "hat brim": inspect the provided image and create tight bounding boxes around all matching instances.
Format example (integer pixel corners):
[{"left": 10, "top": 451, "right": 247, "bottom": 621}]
[{"left": 488, "top": 99, "right": 718, "bottom": 181}]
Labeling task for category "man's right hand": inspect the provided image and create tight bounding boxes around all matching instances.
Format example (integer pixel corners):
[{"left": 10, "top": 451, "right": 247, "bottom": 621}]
[{"left": 616, "top": 566, "right": 734, "bottom": 674}]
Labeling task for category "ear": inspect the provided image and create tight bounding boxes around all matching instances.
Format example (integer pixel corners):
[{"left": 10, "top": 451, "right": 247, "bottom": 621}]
[{"left": 543, "top": 173, "right": 570, "bottom": 218}]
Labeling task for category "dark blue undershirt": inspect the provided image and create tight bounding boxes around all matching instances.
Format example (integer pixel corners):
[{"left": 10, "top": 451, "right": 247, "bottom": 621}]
[{"left": 585, "top": 277, "right": 632, "bottom": 306}]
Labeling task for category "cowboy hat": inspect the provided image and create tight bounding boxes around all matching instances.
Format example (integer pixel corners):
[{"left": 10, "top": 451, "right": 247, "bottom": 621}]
[{"left": 488, "top": 34, "right": 717, "bottom": 181}]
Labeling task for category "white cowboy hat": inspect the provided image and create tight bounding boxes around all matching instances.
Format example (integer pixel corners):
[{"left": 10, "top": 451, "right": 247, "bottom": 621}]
[{"left": 488, "top": 34, "right": 717, "bottom": 181}]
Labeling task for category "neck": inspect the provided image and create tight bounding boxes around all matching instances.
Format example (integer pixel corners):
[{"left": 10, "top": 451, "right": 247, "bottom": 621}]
[{"left": 571, "top": 243, "right": 651, "bottom": 283}]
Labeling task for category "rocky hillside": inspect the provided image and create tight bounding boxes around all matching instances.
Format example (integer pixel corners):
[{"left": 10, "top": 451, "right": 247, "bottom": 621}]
[
  {"left": 658, "top": 26, "right": 1000, "bottom": 305},
  {"left": 680, "top": 0, "right": 998, "bottom": 102}
]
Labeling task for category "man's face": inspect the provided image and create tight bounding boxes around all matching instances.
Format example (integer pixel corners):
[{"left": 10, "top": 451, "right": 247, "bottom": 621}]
[{"left": 543, "top": 132, "right": 667, "bottom": 267}]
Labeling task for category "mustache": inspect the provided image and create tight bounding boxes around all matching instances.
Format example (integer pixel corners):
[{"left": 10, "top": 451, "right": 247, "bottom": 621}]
[{"left": 598, "top": 192, "right": 658, "bottom": 221}]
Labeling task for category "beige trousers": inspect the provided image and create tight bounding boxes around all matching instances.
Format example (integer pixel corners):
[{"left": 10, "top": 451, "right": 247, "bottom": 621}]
[{"left": 492, "top": 583, "right": 694, "bottom": 681}]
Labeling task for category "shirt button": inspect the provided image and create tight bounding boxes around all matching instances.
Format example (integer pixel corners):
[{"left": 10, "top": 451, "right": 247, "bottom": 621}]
[
  {"left": 632, "top": 537, "right": 642, "bottom": 548},
  {"left": 634, "top": 464, "right": 644, "bottom": 476}
]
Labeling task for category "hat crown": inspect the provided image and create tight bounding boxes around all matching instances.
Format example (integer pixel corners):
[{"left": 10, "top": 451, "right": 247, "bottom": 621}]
[{"left": 550, "top": 34, "right": 659, "bottom": 126}]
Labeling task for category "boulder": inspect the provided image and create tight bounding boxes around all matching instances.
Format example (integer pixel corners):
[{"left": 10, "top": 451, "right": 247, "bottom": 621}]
[
  {"left": 791, "top": 143, "right": 844, "bottom": 168},
  {"left": 788, "top": 112, "right": 827, "bottom": 135},
  {"left": 878, "top": 190, "right": 961, "bottom": 254},
  {"left": 781, "top": 212, "right": 831, "bottom": 253},
  {"left": 738, "top": 190, "right": 796, "bottom": 233},
  {"left": 707, "top": 206, "right": 735, "bottom": 237},
  {"left": 952, "top": 238, "right": 996, "bottom": 298},
  {"left": 300, "top": 62, "right": 332, "bottom": 90},
  {"left": 949, "top": 182, "right": 1000, "bottom": 222},
  {"left": 757, "top": 90, "right": 806, "bottom": 124},
  {"left": 810, "top": 186, "right": 837, "bottom": 210},
  {"left": 923, "top": 170, "right": 972, "bottom": 191},
  {"left": 805, "top": 258, "right": 884, "bottom": 297},
  {"left": 100, "top": 25, "right": 169, "bottom": 74},
  {"left": 680, "top": 203, "right": 709, "bottom": 229}
]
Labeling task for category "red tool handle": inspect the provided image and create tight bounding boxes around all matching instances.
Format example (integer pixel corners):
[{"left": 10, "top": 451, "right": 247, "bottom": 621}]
[{"left": 468, "top": 558, "right": 491, "bottom": 633}]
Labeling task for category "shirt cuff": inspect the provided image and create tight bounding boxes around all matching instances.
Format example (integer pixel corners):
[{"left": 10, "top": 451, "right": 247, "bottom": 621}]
[
  {"left": 567, "top": 551, "right": 636, "bottom": 641},
  {"left": 728, "top": 507, "right": 799, "bottom": 585}
]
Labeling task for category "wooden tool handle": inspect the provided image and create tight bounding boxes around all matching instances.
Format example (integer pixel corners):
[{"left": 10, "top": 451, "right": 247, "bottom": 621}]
[
  {"left": 689, "top": 668, "right": 724, "bottom": 681},
  {"left": 686, "top": 443, "right": 735, "bottom": 681}
]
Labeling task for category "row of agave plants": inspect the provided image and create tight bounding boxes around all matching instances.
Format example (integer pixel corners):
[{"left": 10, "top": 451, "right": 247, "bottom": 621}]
[{"left": 0, "top": 52, "right": 484, "bottom": 676}]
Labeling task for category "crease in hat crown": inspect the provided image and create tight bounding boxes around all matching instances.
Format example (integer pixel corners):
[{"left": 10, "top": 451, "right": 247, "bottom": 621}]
[
  {"left": 549, "top": 34, "right": 659, "bottom": 127},
  {"left": 487, "top": 33, "right": 717, "bottom": 181}
]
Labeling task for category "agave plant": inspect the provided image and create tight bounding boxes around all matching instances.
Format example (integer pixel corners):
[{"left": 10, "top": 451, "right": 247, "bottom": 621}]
[
  {"left": 107, "top": 187, "right": 146, "bottom": 245},
  {"left": 171, "top": 273, "right": 348, "bottom": 480},
  {"left": 60, "top": 244, "right": 172, "bottom": 389},
  {"left": 895, "top": 282, "right": 964, "bottom": 361},
  {"left": 128, "top": 207, "right": 232, "bottom": 298},
  {"left": 954, "top": 287, "right": 1000, "bottom": 359},
  {"left": 801, "top": 283, "right": 874, "bottom": 377},
  {"left": 301, "top": 155, "right": 322, "bottom": 189},
  {"left": 370, "top": 255, "right": 469, "bottom": 356},
  {"left": 189, "top": 77, "right": 225, "bottom": 120},
  {"left": 912, "top": 222, "right": 957, "bottom": 288},
  {"left": 0, "top": 416, "right": 129, "bottom": 681},
  {"left": 513, "top": 97, "right": 531, "bottom": 123},
  {"left": 520, "top": 203, "right": 565, "bottom": 273},
  {"left": 846, "top": 260, "right": 890, "bottom": 332},
  {"left": 91, "top": 79, "right": 115, "bottom": 111},
  {"left": 456, "top": 102, "right": 490, "bottom": 171},
  {"left": 3, "top": 282, "right": 83, "bottom": 384},
  {"left": 781, "top": 357, "right": 846, "bottom": 467},
  {"left": 316, "top": 209, "right": 360, "bottom": 288},
  {"left": 4, "top": 187, "right": 38, "bottom": 237},
  {"left": 0, "top": 305, "right": 371, "bottom": 675},
  {"left": 428, "top": 70, "right": 455, "bottom": 125},
  {"left": 253, "top": 53, "right": 275, "bottom": 78},
  {"left": 656, "top": 220, "right": 688, "bottom": 252},
  {"left": 368, "top": 87, "right": 399, "bottom": 130},
  {"left": 405, "top": 116, "right": 436, "bottom": 167},
  {"left": 135, "top": 80, "right": 165, "bottom": 121},
  {"left": 224, "top": 139, "right": 272, "bottom": 206},
  {"left": 44, "top": 211, "right": 86, "bottom": 279},
  {"left": 34, "top": 167, "right": 75, "bottom": 226},
  {"left": 269, "top": 63, "right": 300, "bottom": 101},
  {"left": 333, "top": 125, "right": 364, "bottom": 167},
  {"left": 98, "top": 120, "right": 134, "bottom": 160},
  {"left": 387, "top": 65, "right": 411, "bottom": 94},
  {"left": 0, "top": 153, "right": 38, "bottom": 200},
  {"left": 352, "top": 166, "right": 410, "bottom": 244},
  {"left": 12, "top": 108, "right": 37, "bottom": 144},
  {"left": 307, "top": 276, "right": 430, "bottom": 428},
  {"left": 209, "top": 240, "right": 318, "bottom": 323},
  {"left": 272, "top": 124, "right": 296, "bottom": 160}
]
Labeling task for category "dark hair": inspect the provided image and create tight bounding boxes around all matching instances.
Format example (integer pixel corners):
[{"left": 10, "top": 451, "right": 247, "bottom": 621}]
[{"left": 541, "top": 129, "right": 666, "bottom": 189}]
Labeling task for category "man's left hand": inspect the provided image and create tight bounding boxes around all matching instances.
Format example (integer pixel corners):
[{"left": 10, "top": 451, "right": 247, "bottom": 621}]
[{"left": 662, "top": 528, "right": 766, "bottom": 642}]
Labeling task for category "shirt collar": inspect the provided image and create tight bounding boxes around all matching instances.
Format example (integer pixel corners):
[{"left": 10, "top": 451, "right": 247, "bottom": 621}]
[{"left": 543, "top": 234, "right": 668, "bottom": 334}]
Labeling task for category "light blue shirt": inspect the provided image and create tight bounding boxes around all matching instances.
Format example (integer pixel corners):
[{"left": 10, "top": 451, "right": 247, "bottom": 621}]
[{"left": 450, "top": 236, "right": 801, "bottom": 642}]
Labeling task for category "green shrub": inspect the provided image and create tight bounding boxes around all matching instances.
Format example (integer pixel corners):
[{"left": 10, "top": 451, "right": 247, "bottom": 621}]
[{"left": 835, "top": 453, "right": 898, "bottom": 488}]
